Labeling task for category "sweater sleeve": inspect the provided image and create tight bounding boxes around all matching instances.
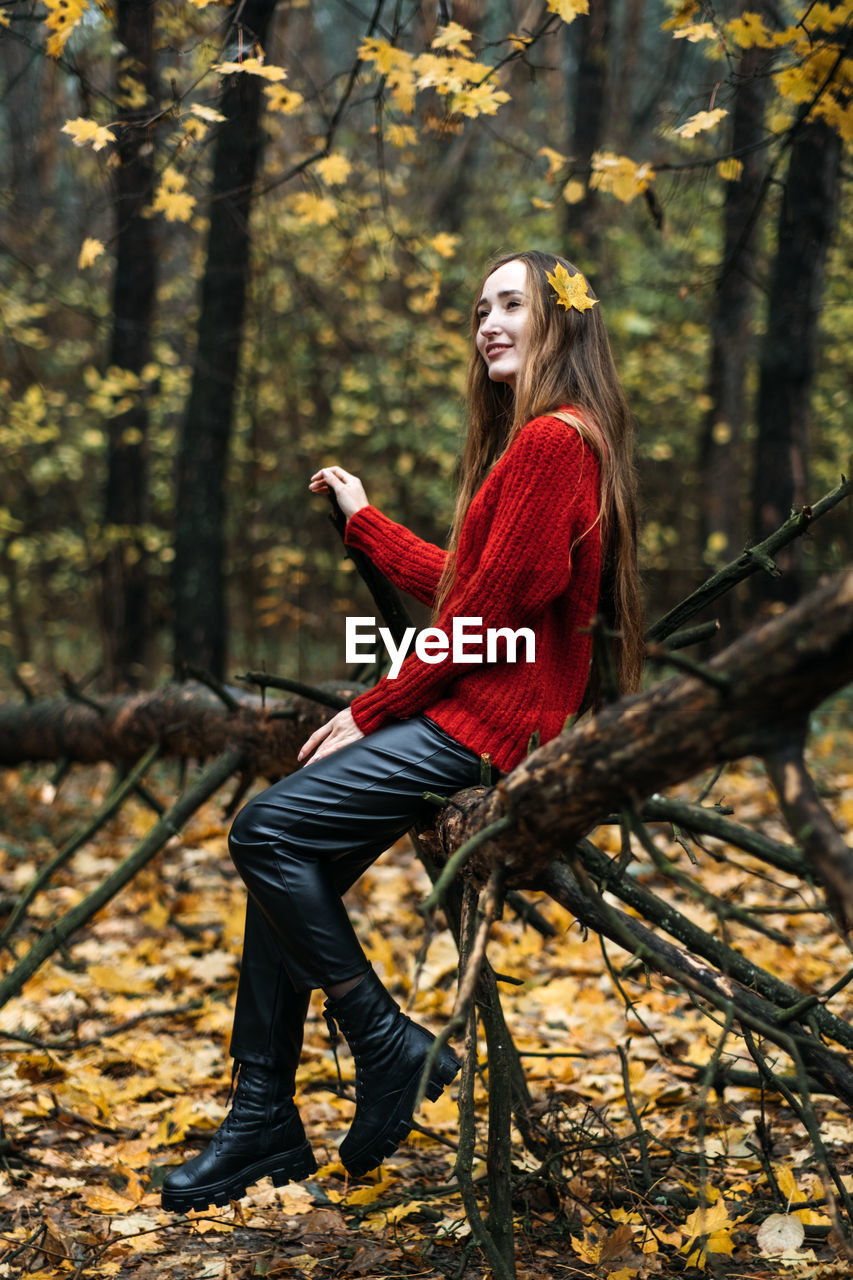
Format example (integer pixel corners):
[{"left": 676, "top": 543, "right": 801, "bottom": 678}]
[
  {"left": 344, "top": 505, "right": 448, "bottom": 607},
  {"left": 349, "top": 417, "right": 599, "bottom": 734}
]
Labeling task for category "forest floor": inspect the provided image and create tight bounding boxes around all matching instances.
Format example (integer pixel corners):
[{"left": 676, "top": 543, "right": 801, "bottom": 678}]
[{"left": 0, "top": 731, "right": 852, "bottom": 1280}]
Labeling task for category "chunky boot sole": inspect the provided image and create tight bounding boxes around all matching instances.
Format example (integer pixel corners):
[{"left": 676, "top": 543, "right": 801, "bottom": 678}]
[
  {"left": 341, "top": 1046, "right": 461, "bottom": 1178},
  {"left": 161, "top": 1140, "right": 317, "bottom": 1213}
]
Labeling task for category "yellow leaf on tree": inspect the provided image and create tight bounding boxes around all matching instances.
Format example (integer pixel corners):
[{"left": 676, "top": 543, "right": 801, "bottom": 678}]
[
  {"left": 662, "top": 0, "right": 699, "bottom": 29},
  {"left": 717, "top": 157, "right": 744, "bottom": 181},
  {"left": 44, "top": 0, "right": 88, "bottom": 58},
  {"left": 62, "top": 117, "right": 116, "bottom": 152},
  {"left": 547, "top": 264, "right": 598, "bottom": 316},
  {"left": 806, "top": 1, "right": 850, "bottom": 33},
  {"left": 547, "top": 0, "right": 590, "bottom": 23},
  {"left": 191, "top": 104, "right": 226, "bottom": 123},
  {"left": 315, "top": 154, "right": 352, "bottom": 185},
  {"left": 590, "top": 150, "right": 655, "bottom": 202},
  {"left": 562, "top": 178, "right": 586, "bottom": 204},
  {"left": 264, "top": 84, "right": 304, "bottom": 114},
  {"left": 387, "top": 123, "right": 417, "bottom": 147},
  {"left": 416, "top": 52, "right": 466, "bottom": 94},
  {"left": 728, "top": 12, "right": 776, "bottom": 48},
  {"left": 78, "top": 238, "right": 105, "bottom": 269},
  {"left": 289, "top": 192, "right": 338, "bottom": 226},
  {"left": 151, "top": 170, "right": 196, "bottom": 223},
  {"left": 358, "top": 37, "right": 401, "bottom": 76},
  {"left": 450, "top": 83, "right": 510, "bottom": 118},
  {"left": 432, "top": 22, "right": 474, "bottom": 55},
  {"left": 676, "top": 107, "right": 728, "bottom": 137},
  {"left": 360, "top": 40, "right": 419, "bottom": 113},
  {"left": 816, "top": 94, "right": 853, "bottom": 141},
  {"left": 429, "top": 232, "right": 458, "bottom": 258},
  {"left": 672, "top": 22, "right": 717, "bottom": 42},
  {"left": 538, "top": 145, "right": 568, "bottom": 181},
  {"left": 215, "top": 57, "right": 287, "bottom": 81}
]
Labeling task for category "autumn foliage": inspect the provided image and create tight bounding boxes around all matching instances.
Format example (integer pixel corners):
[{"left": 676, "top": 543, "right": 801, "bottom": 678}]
[{"left": 1, "top": 1, "right": 852, "bottom": 1277}]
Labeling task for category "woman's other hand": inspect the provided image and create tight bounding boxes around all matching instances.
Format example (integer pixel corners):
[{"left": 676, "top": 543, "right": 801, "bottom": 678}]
[
  {"left": 298, "top": 707, "right": 365, "bottom": 765},
  {"left": 309, "top": 466, "right": 369, "bottom": 521}
]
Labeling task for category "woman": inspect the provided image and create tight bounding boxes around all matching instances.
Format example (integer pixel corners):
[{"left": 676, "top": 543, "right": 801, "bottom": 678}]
[{"left": 161, "top": 251, "right": 642, "bottom": 1212}]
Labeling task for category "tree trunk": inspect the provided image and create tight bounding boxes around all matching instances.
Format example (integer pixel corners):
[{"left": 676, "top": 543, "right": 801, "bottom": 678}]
[
  {"left": 3, "top": 571, "right": 851, "bottom": 846},
  {"left": 699, "top": 27, "right": 770, "bottom": 636},
  {"left": 0, "top": 680, "right": 363, "bottom": 777},
  {"left": 421, "top": 568, "right": 853, "bottom": 887},
  {"left": 751, "top": 119, "right": 842, "bottom": 607},
  {"left": 101, "top": 0, "right": 158, "bottom": 687},
  {"left": 566, "top": 0, "right": 611, "bottom": 261},
  {"left": 172, "top": 0, "right": 280, "bottom": 679},
  {"left": 609, "top": 0, "right": 644, "bottom": 149}
]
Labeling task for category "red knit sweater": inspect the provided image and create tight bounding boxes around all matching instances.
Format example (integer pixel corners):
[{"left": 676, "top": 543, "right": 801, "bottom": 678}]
[{"left": 344, "top": 412, "right": 602, "bottom": 773}]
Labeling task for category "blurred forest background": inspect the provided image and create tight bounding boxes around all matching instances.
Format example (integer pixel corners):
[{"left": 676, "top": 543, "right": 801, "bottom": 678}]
[{"left": 0, "top": 0, "right": 850, "bottom": 695}]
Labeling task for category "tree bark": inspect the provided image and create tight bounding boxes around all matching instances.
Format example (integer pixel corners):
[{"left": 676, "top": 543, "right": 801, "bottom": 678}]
[
  {"left": 421, "top": 568, "right": 853, "bottom": 887},
  {"left": 752, "top": 119, "right": 842, "bottom": 606},
  {"left": 102, "top": 0, "right": 158, "bottom": 687},
  {"left": 2, "top": 571, "right": 851, "bottom": 866},
  {"left": 0, "top": 680, "right": 362, "bottom": 777},
  {"left": 172, "top": 0, "right": 280, "bottom": 678},
  {"left": 566, "top": 0, "right": 611, "bottom": 261},
  {"left": 699, "top": 23, "right": 770, "bottom": 634}
]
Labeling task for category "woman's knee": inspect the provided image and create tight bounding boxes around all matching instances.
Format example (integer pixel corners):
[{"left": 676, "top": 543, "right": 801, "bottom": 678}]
[{"left": 228, "top": 798, "right": 268, "bottom": 864}]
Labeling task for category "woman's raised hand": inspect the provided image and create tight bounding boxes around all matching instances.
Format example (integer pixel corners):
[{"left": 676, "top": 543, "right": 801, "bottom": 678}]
[{"left": 309, "top": 466, "right": 369, "bottom": 521}]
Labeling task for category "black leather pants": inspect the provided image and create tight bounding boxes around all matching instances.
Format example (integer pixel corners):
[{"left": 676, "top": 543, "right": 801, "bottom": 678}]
[{"left": 227, "top": 715, "right": 483, "bottom": 1069}]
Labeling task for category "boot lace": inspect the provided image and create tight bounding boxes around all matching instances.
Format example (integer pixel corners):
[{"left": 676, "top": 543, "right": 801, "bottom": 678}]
[{"left": 324, "top": 1009, "right": 349, "bottom": 1098}]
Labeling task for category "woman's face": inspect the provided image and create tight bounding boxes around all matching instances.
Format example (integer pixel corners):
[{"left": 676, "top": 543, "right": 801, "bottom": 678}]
[{"left": 475, "top": 259, "right": 531, "bottom": 391}]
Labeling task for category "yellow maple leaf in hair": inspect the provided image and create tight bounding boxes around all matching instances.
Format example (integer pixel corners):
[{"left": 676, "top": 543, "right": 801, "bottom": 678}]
[{"left": 546, "top": 262, "right": 598, "bottom": 313}]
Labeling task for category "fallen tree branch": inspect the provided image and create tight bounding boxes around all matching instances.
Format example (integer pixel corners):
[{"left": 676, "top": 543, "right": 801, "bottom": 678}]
[
  {"left": 0, "top": 680, "right": 360, "bottom": 773},
  {"left": 576, "top": 839, "right": 853, "bottom": 1052},
  {"left": 765, "top": 732, "right": 853, "bottom": 933},
  {"left": 0, "top": 743, "right": 161, "bottom": 951},
  {"left": 424, "top": 570, "right": 853, "bottom": 908},
  {"left": 0, "top": 747, "right": 243, "bottom": 1011},
  {"left": 646, "top": 473, "right": 851, "bottom": 642},
  {"left": 538, "top": 859, "right": 853, "bottom": 1108}
]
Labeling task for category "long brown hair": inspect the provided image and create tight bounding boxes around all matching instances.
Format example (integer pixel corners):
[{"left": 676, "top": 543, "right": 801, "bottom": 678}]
[{"left": 435, "top": 249, "right": 643, "bottom": 698}]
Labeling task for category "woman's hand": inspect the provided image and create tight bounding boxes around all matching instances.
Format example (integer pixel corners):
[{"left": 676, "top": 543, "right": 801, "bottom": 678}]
[
  {"left": 308, "top": 466, "right": 369, "bottom": 521},
  {"left": 298, "top": 707, "right": 365, "bottom": 765}
]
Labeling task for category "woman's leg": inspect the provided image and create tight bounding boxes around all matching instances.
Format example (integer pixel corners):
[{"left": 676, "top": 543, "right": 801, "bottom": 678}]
[
  {"left": 162, "top": 716, "right": 482, "bottom": 1205},
  {"left": 226, "top": 715, "right": 483, "bottom": 991}
]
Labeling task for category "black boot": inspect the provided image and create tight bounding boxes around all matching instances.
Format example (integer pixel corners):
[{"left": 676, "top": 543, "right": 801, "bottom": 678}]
[
  {"left": 160, "top": 1064, "right": 316, "bottom": 1211},
  {"left": 324, "top": 969, "right": 460, "bottom": 1177}
]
